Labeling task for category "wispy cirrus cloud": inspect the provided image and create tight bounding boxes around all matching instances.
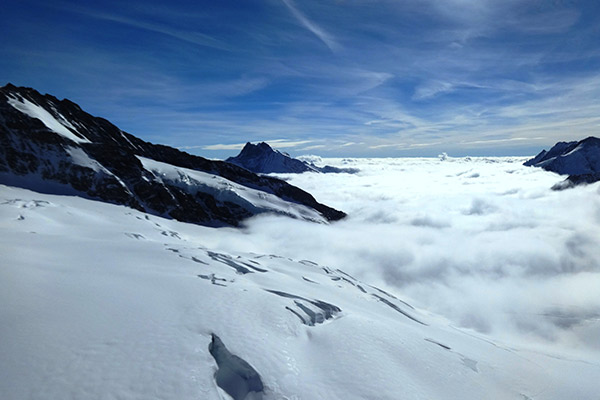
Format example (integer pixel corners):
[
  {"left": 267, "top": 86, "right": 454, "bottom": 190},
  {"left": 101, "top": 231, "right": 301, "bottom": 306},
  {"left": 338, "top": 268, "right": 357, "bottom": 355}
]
[
  {"left": 66, "top": 6, "right": 232, "bottom": 51},
  {"left": 280, "top": 0, "right": 339, "bottom": 52},
  {"left": 2, "top": 0, "right": 599, "bottom": 158}
]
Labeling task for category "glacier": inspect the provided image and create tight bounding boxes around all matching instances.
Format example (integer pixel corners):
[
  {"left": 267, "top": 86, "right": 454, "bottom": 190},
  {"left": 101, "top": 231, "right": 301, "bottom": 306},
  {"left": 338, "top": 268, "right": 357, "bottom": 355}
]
[{"left": 2, "top": 155, "right": 599, "bottom": 399}]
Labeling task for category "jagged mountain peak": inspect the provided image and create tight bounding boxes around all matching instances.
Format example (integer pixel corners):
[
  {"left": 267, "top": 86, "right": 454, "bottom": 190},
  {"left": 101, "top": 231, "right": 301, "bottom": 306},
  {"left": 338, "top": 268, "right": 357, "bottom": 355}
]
[
  {"left": 524, "top": 136, "right": 600, "bottom": 189},
  {"left": 227, "top": 141, "right": 318, "bottom": 174},
  {"left": 227, "top": 141, "right": 358, "bottom": 174},
  {"left": 0, "top": 84, "right": 346, "bottom": 225},
  {"left": 240, "top": 141, "right": 294, "bottom": 161}
]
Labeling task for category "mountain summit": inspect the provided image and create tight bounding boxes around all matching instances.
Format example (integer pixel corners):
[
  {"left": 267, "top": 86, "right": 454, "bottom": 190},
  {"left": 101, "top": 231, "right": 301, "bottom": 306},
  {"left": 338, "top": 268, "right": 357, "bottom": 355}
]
[
  {"left": 0, "top": 84, "right": 345, "bottom": 225},
  {"left": 524, "top": 137, "right": 600, "bottom": 189},
  {"left": 226, "top": 142, "right": 358, "bottom": 174},
  {"left": 227, "top": 142, "right": 316, "bottom": 173}
]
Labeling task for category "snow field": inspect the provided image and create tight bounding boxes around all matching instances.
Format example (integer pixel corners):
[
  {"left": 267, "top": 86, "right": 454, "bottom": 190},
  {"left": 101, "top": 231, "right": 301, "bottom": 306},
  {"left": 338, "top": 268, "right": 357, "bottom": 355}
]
[{"left": 1, "top": 156, "right": 600, "bottom": 399}]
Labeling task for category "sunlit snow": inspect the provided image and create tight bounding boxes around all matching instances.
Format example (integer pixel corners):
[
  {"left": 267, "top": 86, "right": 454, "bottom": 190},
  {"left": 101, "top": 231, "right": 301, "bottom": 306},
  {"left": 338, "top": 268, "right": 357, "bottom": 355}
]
[
  {"left": 1, "top": 156, "right": 599, "bottom": 400},
  {"left": 138, "top": 156, "right": 326, "bottom": 223},
  {"left": 7, "top": 95, "right": 91, "bottom": 144}
]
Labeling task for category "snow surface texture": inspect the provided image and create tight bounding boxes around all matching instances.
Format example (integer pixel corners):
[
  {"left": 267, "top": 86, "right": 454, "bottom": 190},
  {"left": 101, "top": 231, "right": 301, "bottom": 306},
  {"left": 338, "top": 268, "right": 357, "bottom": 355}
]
[{"left": 1, "top": 157, "right": 600, "bottom": 399}]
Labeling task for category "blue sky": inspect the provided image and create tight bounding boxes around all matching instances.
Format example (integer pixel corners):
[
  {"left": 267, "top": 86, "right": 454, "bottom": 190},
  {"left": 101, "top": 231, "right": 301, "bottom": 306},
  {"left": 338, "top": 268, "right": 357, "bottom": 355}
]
[{"left": 2, "top": 0, "right": 600, "bottom": 158}]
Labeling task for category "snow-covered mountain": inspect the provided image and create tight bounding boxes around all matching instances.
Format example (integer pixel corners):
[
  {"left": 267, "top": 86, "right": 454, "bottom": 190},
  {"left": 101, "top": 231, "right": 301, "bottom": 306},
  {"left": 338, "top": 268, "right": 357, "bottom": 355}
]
[
  {"left": 2, "top": 184, "right": 598, "bottom": 400},
  {"left": 226, "top": 142, "right": 358, "bottom": 174},
  {"left": 0, "top": 84, "right": 345, "bottom": 225},
  {"left": 524, "top": 137, "right": 600, "bottom": 189}
]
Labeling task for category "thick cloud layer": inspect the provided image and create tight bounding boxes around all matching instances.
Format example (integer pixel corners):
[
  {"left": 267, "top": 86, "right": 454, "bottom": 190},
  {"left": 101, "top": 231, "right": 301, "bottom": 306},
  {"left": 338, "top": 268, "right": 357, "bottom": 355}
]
[{"left": 206, "top": 157, "right": 600, "bottom": 354}]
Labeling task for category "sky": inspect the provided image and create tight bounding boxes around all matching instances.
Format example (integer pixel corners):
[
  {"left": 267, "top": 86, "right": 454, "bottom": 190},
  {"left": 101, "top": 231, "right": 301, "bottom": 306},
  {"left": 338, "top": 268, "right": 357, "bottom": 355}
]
[{"left": 2, "top": 0, "right": 600, "bottom": 158}]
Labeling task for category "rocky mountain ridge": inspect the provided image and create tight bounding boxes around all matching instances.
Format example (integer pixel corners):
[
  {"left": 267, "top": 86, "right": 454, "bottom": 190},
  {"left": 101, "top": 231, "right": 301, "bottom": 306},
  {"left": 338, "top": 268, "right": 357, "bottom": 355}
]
[
  {"left": 226, "top": 141, "right": 358, "bottom": 174},
  {"left": 524, "top": 136, "right": 600, "bottom": 189},
  {"left": 0, "top": 84, "right": 345, "bottom": 225}
]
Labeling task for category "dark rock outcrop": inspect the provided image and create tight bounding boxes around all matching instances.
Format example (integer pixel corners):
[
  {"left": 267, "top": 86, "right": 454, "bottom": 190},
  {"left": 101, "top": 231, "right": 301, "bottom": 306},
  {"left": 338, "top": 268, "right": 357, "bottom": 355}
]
[
  {"left": 524, "top": 137, "right": 600, "bottom": 189},
  {"left": 0, "top": 84, "right": 346, "bottom": 225},
  {"left": 226, "top": 142, "right": 358, "bottom": 174}
]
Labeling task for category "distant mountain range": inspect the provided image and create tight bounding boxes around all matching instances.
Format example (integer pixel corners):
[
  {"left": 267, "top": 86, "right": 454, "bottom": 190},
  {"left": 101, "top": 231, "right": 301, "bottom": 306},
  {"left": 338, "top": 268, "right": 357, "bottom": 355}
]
[
  {"left": 226, "top": 141, "right": 358, "bottom": 174},
  {"left": 0, "top": 84, "right": 345, "bottom": 226},
  {"left": 524, "top": 136, "right": 600, "bottom": 189}
]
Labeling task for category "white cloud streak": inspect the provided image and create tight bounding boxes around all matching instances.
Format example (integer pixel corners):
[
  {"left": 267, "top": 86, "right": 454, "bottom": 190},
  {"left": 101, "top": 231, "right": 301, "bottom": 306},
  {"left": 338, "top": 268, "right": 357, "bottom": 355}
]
[
  {"left": 281, "top": 0, "right": 339, "bottom": 52},
  {"left": 9, "top": 0, "right": 597, "bottom": 157},
  {"left": 71, "top": 8, "right": 232, "bottom": 51}
]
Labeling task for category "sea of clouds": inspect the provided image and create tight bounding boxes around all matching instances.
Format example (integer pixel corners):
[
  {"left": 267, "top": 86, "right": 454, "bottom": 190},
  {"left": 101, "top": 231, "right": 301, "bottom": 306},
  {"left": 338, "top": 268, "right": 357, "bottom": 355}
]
[{"left": 205, "top": 157, "right": 600, "bottom": 355}]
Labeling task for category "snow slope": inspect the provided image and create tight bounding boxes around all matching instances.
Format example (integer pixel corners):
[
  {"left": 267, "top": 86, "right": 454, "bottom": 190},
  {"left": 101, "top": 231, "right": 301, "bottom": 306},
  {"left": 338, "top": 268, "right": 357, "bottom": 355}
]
[
  {"left": 6, "top": 94, "right": 90, "bottom": 144},
  {"left": 138, "top": 156, "right": 326, "bottom": 223},
  {"left": 1, "top": 181, "right": 599, "bottom": 400}
]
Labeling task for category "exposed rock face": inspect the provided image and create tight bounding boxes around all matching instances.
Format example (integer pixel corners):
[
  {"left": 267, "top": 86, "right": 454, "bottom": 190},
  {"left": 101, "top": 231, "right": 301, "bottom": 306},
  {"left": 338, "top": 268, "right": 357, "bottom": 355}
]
[
  {"left": 226, "top": 142, "right": 358, "bottom": 174},
  {"left": 228, "top": 142, "right": 316, "bottom": 174},
  {"left": 524, "top": 137, "right": 600, "bottom": 189},
  {"left": 0, "top": 84, "right": 346, "bottom": 225}
]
